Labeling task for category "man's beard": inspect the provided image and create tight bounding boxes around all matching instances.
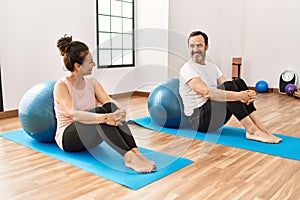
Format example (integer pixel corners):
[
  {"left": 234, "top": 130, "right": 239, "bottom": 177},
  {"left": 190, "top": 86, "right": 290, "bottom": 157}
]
[{"left": 192, "top": 52, "right": 203, "bottom": 63}]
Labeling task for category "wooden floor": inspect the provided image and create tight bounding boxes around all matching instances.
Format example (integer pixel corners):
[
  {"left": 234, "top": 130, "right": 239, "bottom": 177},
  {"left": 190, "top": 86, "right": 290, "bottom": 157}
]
[{"left": 1, "top": 92, "right": 300, "bottom": 200}]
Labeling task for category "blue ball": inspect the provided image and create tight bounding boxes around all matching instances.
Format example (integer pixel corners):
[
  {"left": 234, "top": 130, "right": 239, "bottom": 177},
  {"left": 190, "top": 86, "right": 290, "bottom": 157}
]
[
  {"left": 19, "top": 80, "right": 57, "bottom": 143},
  {"left": 255, "top": 80, "right": 269, "bottom": 93},
  {"left": 148, "top": 78, "right": 189, "bottom": 128}
]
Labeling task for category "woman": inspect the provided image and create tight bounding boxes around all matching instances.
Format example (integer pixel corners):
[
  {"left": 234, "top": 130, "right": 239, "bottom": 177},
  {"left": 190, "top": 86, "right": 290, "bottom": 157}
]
[{"left": 54, "top": 34, "right": 156, "bottom": 173}]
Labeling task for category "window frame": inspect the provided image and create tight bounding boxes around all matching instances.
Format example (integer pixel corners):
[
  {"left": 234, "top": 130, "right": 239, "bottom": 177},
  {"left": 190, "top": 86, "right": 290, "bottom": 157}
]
[{"left": 96, "top": 0, "right": 135, "bottom": 68}]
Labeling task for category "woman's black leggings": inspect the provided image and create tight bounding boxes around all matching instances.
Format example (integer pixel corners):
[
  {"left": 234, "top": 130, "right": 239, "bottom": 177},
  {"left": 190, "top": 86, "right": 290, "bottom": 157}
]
[
  {"left": 62, "top": 102, "right": 137, "bottom": 155},
  {"left": 187, "top": 78, "right": 256, "bottom": 132}
]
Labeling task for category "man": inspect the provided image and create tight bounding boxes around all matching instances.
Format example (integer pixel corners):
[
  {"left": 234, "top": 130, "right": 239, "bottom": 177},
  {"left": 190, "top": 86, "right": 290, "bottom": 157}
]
[{"left": 179, "top": 31, "right": 281, "bottom": 144}]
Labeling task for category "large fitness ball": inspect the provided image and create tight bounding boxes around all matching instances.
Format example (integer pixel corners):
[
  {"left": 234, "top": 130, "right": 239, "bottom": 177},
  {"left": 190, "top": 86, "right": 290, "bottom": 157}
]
[
  {"left": 148, "top": 78, "right": 189, "bottom": 128},
  {"left": 255, "top": 80, "right": 269, "bottom": 93},
  {"left": 19, "top": 80, "right": 57, "bottom": 143},
  {"left": 285, "top": 84, "right": 297, "bottom": 96}
]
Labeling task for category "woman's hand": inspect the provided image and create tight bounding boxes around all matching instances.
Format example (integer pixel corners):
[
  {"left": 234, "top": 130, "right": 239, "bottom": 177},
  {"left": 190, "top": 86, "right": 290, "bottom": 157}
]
[
  {"left": 105, "top": 113, "right": 117, "bottom": 126},
  {"left": 113, "top": 108, "right": 126, "bottom": 126},
  {"left": 103, "top": 109, "right": 126, "bottom": 126}
]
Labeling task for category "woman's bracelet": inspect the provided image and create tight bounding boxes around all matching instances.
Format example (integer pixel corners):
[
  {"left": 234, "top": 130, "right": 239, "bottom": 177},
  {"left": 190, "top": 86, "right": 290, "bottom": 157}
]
[{"left": 103, "top": 113, "right": 107, "bottom": 124}]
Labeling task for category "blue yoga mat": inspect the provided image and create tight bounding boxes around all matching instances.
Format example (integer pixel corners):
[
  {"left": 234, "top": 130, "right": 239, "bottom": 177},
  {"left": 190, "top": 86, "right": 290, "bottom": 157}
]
[
  {"left": 0, "top": 129, "right": 193, "bottom": 190},
  {"left": 129, "top": 116, "right": 300, "bottom": 161}
]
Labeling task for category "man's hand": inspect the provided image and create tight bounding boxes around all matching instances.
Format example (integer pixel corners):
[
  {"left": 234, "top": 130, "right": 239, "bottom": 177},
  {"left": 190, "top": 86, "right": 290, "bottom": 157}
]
[{"left": 239, "top": 90, "right": 257, "bottom": 105}]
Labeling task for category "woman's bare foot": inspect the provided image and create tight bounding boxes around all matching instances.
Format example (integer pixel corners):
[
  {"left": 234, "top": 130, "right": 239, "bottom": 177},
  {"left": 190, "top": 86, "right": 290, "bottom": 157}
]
[
  {"left": 124, "top": 150, "right": 155, "bottom": 173},
  {"left": 246, "top": 130, "right": 280, "bottom": 144},
  {"left": 131, "top": 148, "right": 156, "bottom": 170}
]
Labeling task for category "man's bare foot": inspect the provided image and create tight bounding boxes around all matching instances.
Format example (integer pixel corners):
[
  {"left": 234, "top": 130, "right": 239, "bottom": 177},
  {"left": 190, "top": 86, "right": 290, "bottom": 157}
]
[
  {"left": 266, "top": 132, "right": 282, "bottom": 143},
  {"left": 249, "top": 113, "right": 282, "bottom": 143},
  {"left": 257, "top": 128, "right": 282, "bottom": 143},
  {"left": 131, "top": 148, "right": 156, "bottom": 170},
  {"left": 246, "top": 130, "right": 280, "bottom": 144},
  {"left": 124, "top": 150, "right": 155, "bottom": 173}
]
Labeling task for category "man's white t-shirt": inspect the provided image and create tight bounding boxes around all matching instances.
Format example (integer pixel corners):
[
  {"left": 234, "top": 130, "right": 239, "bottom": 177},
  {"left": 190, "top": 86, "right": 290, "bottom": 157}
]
[{"left": 179, "top": 60, "right": 223, "bottom": 116}]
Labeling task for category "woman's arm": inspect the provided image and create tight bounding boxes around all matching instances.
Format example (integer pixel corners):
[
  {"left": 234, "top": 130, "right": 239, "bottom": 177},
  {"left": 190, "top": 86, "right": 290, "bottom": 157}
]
[
  {"left": 92, "top": 78, "right": 126, "bottom": 124},
  {"left": 54, "top": 80, "right": 116, "bottom": 125},
  {"left": 92, "top": 78, "right": 114, "bottom": 105}
]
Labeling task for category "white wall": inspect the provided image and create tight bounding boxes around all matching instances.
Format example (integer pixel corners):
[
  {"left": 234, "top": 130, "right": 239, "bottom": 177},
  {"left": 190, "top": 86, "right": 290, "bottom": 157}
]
[
  {"left": 132, "top": 0, "right": 169, "bottom": 92},
  {"left": 242, "top": 0, "right": 300, "bottom": 87},
  {"left": 169, "top": 0, "right": 300, "bottom": 88},
  {"left": 0, "top": 0, "right": 97, "bottom": 111},
  {"left": 0, "top": 0, "right": 169, "bottom": 111},
  {"left": 168, "top": 0, "right": 223, "bottom": 77}
]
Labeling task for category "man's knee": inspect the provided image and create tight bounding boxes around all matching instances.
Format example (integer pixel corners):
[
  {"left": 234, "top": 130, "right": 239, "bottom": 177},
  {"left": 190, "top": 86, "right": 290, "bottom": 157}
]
[
  {"left": 232, "top": 78, "right": 248, "bottom": 90},
  {"left": 219, "top": 81, "right": 239, "bottom": 91}
]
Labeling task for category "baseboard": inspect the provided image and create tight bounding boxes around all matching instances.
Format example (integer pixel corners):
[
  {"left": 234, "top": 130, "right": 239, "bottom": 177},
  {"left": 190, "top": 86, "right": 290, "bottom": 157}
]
[
  {"left": 110, "top": 91, "right": 150, "bottom": 99},
  {"left": 132, "top": 91, "right": 150, "bottom": 97},
  {"left": 248, "top": 86, "right": 279, "bottom": 93},
  {"left": 0, "top": 109, "right": 18, "bottom": 119},
  {"left": 272, "top": 88, "right": 279, "bottom": 93}
]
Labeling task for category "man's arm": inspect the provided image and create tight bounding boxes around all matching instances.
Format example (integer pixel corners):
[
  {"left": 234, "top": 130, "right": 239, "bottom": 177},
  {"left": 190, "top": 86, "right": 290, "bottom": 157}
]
[
  {"left": 217, "top": 75, "right": 227, "bottom": 85},
  {"left": 188, "top": 76, "right": 253, "bottom": 103}
]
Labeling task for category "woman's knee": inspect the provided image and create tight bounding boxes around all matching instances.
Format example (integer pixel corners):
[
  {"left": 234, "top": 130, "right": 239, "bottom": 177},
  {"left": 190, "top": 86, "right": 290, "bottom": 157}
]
[
  {"left": 103, "top": 102, "right": 119, "bottom": 112},
  {"left": 90, "top": 106, "right": 107, "bottom": 114},
  {"left": 89, "top": 102, "right": 119, "bottom": 114}
]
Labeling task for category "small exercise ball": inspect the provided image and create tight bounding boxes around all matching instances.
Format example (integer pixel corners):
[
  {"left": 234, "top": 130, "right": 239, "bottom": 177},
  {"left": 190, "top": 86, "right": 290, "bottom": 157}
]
[
  {"left": 148, "top": 79, "right": 189, "bottom": 128},
  {"left": 255, "top": 80, "right": 268, "bottom": 93},
  {"left": 19, "top": 80, "right": 57, "bottom": 143},
  {"left": 285, "top": 84, "right": 297, "bottom": 96}
]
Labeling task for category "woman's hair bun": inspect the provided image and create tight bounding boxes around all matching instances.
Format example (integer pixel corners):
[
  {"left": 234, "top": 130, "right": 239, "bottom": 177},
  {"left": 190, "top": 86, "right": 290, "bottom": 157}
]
[{"left": 57, "top": 34, "right": 73, "bottom": 56}]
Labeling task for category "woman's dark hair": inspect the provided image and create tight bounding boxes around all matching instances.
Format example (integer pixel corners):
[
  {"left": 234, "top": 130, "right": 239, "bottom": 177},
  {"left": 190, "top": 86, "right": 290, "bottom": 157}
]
[
  {"left": 57, "top": 34, "right": 89, "bottom": 71},
  {"left": 188, "top": 31, "right": 209, "bottom": 46}
]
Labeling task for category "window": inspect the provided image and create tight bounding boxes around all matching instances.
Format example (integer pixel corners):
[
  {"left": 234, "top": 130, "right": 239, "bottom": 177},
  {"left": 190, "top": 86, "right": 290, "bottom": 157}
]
[{"left": 96, "top": 0, "right": 134, "bottom": 68}]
